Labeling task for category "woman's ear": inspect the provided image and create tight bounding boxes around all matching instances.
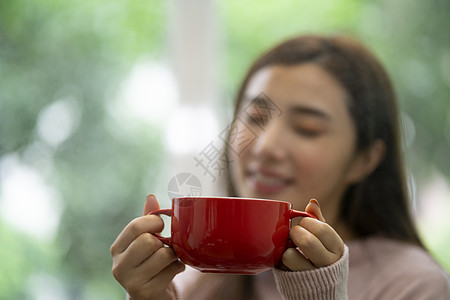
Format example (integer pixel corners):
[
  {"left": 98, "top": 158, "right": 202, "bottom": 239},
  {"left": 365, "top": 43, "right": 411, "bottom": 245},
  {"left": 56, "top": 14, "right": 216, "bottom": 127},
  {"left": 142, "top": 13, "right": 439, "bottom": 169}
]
[{"left": 346, "top": 139, "right": 386, "bottom": 184}]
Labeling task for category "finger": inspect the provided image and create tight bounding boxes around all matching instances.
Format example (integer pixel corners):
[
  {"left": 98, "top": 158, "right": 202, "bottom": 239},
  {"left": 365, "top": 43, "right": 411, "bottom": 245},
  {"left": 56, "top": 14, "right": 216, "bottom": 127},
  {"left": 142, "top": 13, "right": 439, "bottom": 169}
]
[
  {"left": 120, "top": 233, "right": 164, "bottom": 268},
  {"left": 298, "top": 217, "right": 344, "bottom": 255},
  {"left": 113, "top": 240, "right": 179, "bottom": 293},
  {"left": 143, "top": 194, "right": 160, "bottom": 216},
  {"left": 305, "top": 199, "right": 325, "bottom": 222},
  {"left": 111, "top": 215, "right": 164, "bottom": 255},
  {"left": 290, "top": 225, "right": 339, "bottom": 268},
  {"left": 124, "top": 259, "right": 184, "bottom": 299},
  {"left": 147, "top": 260, "right": 186, "bottom": 289},
  {"left": 282, "top": 248, "right": 315, "bottom": 271},
  {"left": 142, "top": 260, "right": 186, "bottom": 296},
  {"left": 126, "top": 253, "right": 185, "bottom": 298},
  {"left": 134, "top": 247, "right": 181, "bottom": 280},
  {"left": 116, "top": 247, "right": 182, "bottom": 296}
]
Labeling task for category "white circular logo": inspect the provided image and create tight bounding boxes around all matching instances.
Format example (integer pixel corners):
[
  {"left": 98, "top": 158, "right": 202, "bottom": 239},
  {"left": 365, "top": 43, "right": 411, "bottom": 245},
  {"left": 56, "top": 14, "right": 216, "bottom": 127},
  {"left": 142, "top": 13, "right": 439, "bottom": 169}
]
[{"left": 167, "top": 172, "right": 202, "bottom": 200}]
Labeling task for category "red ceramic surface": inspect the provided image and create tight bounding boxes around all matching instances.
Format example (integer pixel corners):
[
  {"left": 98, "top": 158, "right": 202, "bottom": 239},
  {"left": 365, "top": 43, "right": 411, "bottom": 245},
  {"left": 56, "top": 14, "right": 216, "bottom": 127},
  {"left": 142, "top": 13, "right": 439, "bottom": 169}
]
[{"left": 150, "top": 196, "right": 314, "bottom": 274}]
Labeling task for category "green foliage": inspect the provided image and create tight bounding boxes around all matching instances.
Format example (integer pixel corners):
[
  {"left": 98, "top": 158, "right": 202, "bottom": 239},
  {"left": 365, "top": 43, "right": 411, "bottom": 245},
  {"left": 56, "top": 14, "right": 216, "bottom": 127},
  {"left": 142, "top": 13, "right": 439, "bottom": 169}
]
[
  {"left": 0, "top": 221, "right": 34, "bottom": 299},
  {"left": 386, "top": 0, "right": 450, "bottom": 182},
  {"left": 217, "top": 0, "right": 363, "bottom": 102},
  {"left": 1, "top": 0, "right": 167, "bottom": 298}
]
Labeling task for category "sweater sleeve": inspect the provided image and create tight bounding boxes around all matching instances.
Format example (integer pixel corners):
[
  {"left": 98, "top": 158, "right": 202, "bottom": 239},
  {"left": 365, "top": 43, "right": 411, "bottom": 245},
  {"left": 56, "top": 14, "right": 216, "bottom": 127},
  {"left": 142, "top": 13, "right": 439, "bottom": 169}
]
[{"left": 273, "top": 245, "right": 349, "bottom": 300}]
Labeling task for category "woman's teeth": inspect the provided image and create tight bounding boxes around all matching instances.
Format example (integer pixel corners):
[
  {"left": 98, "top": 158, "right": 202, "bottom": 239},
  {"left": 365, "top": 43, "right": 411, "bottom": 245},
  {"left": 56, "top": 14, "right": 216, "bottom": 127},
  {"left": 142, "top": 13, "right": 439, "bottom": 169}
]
[{"left": 253, "top": 173, "right": 286, "bottom": 186}]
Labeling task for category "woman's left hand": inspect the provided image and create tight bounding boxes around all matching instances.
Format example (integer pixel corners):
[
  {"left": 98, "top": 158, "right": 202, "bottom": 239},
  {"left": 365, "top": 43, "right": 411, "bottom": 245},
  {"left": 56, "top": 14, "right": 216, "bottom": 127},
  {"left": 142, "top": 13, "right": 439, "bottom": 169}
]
[{"left": 282, "top": 199, "right": 345, "bottom": 271}]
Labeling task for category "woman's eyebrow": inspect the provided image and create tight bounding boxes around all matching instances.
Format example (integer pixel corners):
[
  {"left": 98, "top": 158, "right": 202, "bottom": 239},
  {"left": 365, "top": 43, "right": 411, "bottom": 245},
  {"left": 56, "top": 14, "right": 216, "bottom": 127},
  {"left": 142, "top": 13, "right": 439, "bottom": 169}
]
[
  {"left": 242, "top": 94, "right": 270, "bottom": 106},
  {"left": 288, "top": 105, "right": 331, "bottom": 121},
  {"left": 241, "top": 94, "right": 282, "bottom": 115}
]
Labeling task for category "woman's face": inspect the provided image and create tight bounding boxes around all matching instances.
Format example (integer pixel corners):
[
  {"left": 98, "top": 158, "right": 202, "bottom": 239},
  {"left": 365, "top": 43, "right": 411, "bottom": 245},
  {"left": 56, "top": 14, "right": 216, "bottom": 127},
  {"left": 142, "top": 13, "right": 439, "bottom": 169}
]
[{"left": 229, "top": 63, "right": 366, "bottom": 223}]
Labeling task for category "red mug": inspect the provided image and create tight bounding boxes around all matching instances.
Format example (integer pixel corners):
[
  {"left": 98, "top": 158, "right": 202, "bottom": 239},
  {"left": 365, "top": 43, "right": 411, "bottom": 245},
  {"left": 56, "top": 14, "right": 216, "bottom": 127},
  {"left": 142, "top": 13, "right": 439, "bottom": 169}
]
[{"left": 150, "top": 196, "right": 315, "bottom": 274}]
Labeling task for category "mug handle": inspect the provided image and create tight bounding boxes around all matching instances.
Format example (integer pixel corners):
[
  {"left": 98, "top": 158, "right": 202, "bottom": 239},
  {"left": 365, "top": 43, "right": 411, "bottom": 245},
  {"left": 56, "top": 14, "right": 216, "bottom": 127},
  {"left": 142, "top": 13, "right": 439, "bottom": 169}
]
[
  {"left": 148, "top": 209, "right": 173, "bottom": 247},
  {"left": 287, "top": 209, "right": 317, "bottom": 248}
]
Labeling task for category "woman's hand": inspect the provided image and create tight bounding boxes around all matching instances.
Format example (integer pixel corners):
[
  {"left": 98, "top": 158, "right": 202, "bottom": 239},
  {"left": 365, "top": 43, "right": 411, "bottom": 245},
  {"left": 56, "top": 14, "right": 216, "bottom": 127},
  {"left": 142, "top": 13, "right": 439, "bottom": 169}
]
[
  {"left": 110, "top": 194, "right": 185, "bottom": 300},
  {"left": 282, "top": 199, "right": 345, "bottom": 271}
]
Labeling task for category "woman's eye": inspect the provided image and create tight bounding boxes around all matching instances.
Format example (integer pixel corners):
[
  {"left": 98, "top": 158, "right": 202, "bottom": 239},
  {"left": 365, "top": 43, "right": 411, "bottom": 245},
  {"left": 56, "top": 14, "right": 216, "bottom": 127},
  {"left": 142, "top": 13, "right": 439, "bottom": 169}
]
[
  {"left": 246, "top": 113, "right": 269, "bottom": 126},
  {"left": 294, "top": 127, "right": 322, "bottom": 138}
]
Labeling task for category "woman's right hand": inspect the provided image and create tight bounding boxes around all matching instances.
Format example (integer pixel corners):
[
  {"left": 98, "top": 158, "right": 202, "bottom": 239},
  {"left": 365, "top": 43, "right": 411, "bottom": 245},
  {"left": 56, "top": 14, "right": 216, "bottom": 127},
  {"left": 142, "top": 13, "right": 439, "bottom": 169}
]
[{"left": 110, "top": 194, "right": 185, "bottom": 300}]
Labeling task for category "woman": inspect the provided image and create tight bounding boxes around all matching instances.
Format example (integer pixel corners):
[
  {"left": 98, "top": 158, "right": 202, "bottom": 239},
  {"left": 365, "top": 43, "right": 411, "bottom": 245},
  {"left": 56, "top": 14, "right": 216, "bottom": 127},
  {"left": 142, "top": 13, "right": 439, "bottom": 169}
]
[{"left": 110, "top": 35, "right": 449, "bottom": 299}]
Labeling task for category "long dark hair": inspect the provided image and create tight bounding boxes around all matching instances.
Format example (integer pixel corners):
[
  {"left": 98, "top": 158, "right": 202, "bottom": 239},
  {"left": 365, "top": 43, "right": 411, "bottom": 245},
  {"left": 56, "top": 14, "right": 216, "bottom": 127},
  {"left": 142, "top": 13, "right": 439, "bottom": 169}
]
[{"left": 185, "top": 34, "right": 423, "bottom": 300}]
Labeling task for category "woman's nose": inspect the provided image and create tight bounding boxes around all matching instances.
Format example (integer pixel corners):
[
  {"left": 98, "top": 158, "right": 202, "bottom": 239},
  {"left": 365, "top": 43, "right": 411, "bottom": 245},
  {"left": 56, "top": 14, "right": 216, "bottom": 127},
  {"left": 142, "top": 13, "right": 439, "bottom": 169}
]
[{"left": 250, "top": 121, "right": 287, "bottom": 161}]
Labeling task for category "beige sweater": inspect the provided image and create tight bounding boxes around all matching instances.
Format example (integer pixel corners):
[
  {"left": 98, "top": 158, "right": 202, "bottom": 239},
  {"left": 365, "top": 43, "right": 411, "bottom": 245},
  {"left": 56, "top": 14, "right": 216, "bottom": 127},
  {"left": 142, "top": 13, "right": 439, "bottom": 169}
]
[{"left": 173, "top": 236, "right": 449, "bottom": 300}]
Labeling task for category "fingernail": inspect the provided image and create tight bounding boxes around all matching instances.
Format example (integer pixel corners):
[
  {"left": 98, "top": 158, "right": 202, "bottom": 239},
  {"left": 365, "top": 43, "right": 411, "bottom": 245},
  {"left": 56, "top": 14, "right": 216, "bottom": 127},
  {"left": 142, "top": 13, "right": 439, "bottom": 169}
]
[{"left": 310, "top": 198, "right": 320, "bottom": 207}]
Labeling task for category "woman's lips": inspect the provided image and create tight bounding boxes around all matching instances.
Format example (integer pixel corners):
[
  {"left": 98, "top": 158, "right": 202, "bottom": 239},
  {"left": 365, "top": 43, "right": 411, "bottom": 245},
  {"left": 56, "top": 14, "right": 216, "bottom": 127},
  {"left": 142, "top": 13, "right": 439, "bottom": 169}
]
[{"left": 247, "top": 171, "right": 291, "bottom": 195}]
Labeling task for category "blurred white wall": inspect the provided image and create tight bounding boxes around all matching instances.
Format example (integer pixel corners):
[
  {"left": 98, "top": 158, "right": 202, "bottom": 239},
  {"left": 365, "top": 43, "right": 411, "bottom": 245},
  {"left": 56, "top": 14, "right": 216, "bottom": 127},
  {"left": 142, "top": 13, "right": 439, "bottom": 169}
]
[{"left": 160, "top": 0, "right": 225, "bottom": 206}]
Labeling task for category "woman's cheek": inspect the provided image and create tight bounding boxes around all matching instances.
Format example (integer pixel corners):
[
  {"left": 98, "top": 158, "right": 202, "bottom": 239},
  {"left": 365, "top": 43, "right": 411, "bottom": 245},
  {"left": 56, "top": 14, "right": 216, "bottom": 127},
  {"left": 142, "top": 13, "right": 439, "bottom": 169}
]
[
  {"left": 228, "top": 144, "right": 249, "bottom": 189},
  {"left": 292, "top": 144, "right": 326, "bottom": 172},
  {"left": 292, "top": 150, "right": 334, "bottom": 186}
]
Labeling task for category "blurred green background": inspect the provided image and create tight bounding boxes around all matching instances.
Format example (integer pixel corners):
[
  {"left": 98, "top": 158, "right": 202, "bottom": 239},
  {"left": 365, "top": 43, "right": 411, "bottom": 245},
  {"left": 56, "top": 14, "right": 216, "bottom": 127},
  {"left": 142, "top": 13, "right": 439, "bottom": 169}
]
[{"left": 1, "top": 0, "right": 449, "bottom": 299}]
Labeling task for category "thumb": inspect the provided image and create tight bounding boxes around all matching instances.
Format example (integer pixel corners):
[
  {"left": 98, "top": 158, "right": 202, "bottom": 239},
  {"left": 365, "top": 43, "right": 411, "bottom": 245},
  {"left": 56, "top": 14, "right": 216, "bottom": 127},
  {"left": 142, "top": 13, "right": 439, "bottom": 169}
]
[
  {"left": 143, "top": 194, "right": 160, "bottom": 216},
  {"left": 305, "top": 199, "right": 326, "bottom": 222}
]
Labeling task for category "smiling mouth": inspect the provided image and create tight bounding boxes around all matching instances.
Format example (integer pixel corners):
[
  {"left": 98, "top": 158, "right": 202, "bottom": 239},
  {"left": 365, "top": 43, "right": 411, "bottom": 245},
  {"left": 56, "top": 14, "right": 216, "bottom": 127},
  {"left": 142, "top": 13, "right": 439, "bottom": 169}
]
[{"left": 247, "top": 171, "right": 292, "bottom": 195}]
